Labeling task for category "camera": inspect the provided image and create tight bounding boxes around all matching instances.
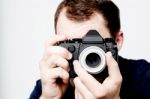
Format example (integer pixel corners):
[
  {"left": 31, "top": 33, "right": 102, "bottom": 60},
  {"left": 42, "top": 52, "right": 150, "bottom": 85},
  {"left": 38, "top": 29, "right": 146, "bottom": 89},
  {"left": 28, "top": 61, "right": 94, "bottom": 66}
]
[{"left": 58, "top": 30, "right": 118, "bottom": 81}]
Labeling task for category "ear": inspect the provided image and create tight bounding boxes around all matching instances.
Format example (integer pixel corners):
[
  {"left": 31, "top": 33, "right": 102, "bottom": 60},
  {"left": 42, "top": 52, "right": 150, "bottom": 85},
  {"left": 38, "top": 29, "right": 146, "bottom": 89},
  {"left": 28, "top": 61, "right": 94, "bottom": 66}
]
[{"left": 115, "top": 31, "right": 124, "bottom": 51}]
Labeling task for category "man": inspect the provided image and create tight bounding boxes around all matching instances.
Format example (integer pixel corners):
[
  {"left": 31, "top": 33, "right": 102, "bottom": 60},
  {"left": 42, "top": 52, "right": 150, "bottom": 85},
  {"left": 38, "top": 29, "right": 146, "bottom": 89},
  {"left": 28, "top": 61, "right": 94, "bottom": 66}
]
[{"left": 30, "top": 0, "right": 150, "bottom": 99}]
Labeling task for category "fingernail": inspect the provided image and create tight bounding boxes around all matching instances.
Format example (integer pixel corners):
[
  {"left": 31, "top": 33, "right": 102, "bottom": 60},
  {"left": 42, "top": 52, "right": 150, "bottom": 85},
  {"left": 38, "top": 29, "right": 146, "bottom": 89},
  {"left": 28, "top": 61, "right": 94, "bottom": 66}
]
[
  {"left": 73, "top": 60, "right": 79, "bottom": 66},
  {"left": 107, "top": 52, "right": 112, "bottom": 57},
  {"left": 69, "top": 53, "right": 72, "bottom": 59},
  {"left": 73, "top": 60, "right": 77, "bottom": 65}
]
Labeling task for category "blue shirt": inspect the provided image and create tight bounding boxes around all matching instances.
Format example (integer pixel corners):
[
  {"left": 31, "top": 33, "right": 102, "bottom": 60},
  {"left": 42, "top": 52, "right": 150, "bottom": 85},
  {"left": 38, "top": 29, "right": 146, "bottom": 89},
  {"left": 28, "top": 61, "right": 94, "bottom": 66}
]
[{"left": 29, "top": 56, "right": 150, "bottom": 99}]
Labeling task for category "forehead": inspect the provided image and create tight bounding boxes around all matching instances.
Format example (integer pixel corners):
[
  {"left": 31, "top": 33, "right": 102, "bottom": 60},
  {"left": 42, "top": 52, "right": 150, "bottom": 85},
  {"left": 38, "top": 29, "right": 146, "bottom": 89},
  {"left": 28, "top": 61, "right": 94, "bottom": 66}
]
[{"left": 56, "top": 8, "right": 111, "bottom": 39}]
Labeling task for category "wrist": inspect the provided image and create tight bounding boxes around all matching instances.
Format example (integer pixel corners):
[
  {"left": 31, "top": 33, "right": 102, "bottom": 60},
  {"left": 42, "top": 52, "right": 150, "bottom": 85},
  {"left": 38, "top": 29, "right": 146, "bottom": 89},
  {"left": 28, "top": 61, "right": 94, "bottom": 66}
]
[
  {"left": 39, "top": 95, "right": 46, "bottom": 99},
  {"left": 39, "top": 95, "right": 61, "bottom": 99},
  {"left": 114, "top": 95, "right": 120, "bottom": 99}
]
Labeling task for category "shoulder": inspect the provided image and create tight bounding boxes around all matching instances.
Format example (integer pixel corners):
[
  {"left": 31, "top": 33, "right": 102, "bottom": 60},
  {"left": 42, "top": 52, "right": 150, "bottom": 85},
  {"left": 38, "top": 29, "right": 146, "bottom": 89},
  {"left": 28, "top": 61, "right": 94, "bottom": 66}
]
[
  {"left": 118, "top": 56, "right": 150, "bottom": 81},
  {"left": 118, "top": 56, "right": 150, "bottom": 73},
  {"left": 119, "top": 56, "right": 150, "bottom": 99},
  {"left": 29, "top": 80, "right": 42, "bottom": 99}
]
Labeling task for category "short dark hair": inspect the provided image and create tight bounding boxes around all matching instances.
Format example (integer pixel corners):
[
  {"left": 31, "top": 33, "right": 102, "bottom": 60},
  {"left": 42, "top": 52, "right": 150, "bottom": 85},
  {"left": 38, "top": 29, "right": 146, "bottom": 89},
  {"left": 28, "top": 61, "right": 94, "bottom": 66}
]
[{"left": 55, "top": 0, "right": 121, "bottom": 38}]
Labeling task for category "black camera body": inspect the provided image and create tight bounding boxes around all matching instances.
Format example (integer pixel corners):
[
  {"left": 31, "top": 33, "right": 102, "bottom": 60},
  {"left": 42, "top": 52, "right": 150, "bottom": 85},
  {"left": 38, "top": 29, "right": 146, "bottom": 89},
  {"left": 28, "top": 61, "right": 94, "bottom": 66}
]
[{"left": 59, "top": 30, "right": 118, "bottom": 81}]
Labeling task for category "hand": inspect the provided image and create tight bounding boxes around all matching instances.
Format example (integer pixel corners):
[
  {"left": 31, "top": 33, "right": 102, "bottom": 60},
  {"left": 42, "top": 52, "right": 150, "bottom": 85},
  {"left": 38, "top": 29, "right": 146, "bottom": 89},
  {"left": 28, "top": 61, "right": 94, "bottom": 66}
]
[
  {"left": 39, "top": 35, "right": 72, "bottom": 99},
  {"left": 73, "top": 52, "right": 122, "bottom": 99}
]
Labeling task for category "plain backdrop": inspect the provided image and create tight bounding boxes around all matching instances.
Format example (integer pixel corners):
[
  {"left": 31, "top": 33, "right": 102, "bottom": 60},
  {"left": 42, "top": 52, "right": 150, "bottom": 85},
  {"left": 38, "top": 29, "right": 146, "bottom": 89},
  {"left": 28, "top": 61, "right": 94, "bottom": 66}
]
[{"left": 1, "top": 0, "right": 150, "bottom": 99}]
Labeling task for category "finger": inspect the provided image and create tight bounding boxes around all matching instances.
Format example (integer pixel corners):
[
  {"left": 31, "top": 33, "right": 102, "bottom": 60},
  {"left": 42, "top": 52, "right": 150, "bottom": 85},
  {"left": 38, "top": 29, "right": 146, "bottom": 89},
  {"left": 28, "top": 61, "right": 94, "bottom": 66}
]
[
  {"left": 44, "top": 46, "right": 72, "bottom": 60},
  {"left": 74, "top": 77, "right": 94, "bottom": 99},
  {"left": 106, "top": 52, "right": 122, "bottom": 80},
  {"left": 45, "top": 35, "right": 66, "bottom": 46},
  {"left": 75, "top": 89, "right": 84, "bottom": 99},
  {"left": 75, "top": 88, "right": 85, "bottom": 99},
  {"left": 75, "top": 89, "right": 78, "bottom": 99},
  {"left": 73, "top": 60, "right": 105, "bottom": 97},
  {"left": 45, "top": 55, "right": 70, "bottom": 71},
  {"left": 49, "top": 67, "right": 69, "bottom": 84}
]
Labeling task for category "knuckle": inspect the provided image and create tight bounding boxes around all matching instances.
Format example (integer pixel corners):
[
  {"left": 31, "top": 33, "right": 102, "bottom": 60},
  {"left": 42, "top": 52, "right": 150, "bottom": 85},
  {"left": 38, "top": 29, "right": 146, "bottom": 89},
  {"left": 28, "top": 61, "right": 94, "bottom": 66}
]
[
  {"left": 112, "top": 77, "right": 122, "bottom": 87},
  {"left": 92, "top": 87, "right": 107, "bottom": 98},
  {"left": 48, "top": 55, "right": 57, "bottom": 66},
  {"left": 116, "top": 75, "right": 123, "bottom": 84},
  {"left": 45, "top": 46, "right": 53, "bottom": 55},
  {"left": 63, "top": 60, "right": 69, "bottom": 67},
  {"left": 93, "top": 90, "right": 104, "bottom": 98},
  {"left": 112, "top": 60, "right": 118, "bottom": 66},
  {"left": 65, "top": 71, "right": 69, "bottom": 78},
  {"left": 44, "top": 39, "right": 53, "bottom": 47}
]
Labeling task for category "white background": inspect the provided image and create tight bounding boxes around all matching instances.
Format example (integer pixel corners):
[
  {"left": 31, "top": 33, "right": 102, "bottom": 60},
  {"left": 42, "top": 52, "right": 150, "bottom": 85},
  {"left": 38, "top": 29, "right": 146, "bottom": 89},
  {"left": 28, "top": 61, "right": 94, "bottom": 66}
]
[{"left": 0, "top": 0, "right": 150, "bottom": 99}]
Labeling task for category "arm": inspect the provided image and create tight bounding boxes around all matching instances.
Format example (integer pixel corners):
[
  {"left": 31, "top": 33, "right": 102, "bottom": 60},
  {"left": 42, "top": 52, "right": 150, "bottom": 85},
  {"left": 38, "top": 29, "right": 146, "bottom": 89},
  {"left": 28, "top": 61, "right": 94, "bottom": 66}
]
[{"left": 29, "top": 80, "right": 42, "bottom": 99}]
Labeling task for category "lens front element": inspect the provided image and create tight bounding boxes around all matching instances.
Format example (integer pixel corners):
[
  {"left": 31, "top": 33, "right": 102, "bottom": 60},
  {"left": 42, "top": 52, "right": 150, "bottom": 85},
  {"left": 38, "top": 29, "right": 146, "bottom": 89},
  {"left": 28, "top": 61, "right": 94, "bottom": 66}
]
[
  {"left": 79, "top": 46, "right": 106, "bottom": 74},
  {"left": 86, "top": 53, "right": 101, "bottom": 68}
]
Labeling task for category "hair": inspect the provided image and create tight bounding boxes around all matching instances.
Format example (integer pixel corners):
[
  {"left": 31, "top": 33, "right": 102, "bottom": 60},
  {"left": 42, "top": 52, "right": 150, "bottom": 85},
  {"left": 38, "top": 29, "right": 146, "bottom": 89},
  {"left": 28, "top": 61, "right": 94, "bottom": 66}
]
[{"left": 55, "top": 0, "right": 121, "bottom": 38}]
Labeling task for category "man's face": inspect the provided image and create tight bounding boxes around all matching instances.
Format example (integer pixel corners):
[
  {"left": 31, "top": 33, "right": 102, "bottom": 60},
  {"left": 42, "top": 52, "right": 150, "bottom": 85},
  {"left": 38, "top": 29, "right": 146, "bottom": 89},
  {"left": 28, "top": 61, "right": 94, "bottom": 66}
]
[{"left": 56, "top": 8, "right": 111, "bottom": 40}]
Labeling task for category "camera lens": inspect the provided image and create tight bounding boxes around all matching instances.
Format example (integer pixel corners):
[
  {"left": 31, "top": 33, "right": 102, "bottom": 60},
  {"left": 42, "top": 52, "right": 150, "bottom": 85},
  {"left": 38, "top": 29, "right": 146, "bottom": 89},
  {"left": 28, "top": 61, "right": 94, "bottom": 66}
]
[
  {"left": 79, "top": 46, "right": 106, "bottom": 74},
  {"left": 86, "top": 53, "right": 101, "bottom": 68}
]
